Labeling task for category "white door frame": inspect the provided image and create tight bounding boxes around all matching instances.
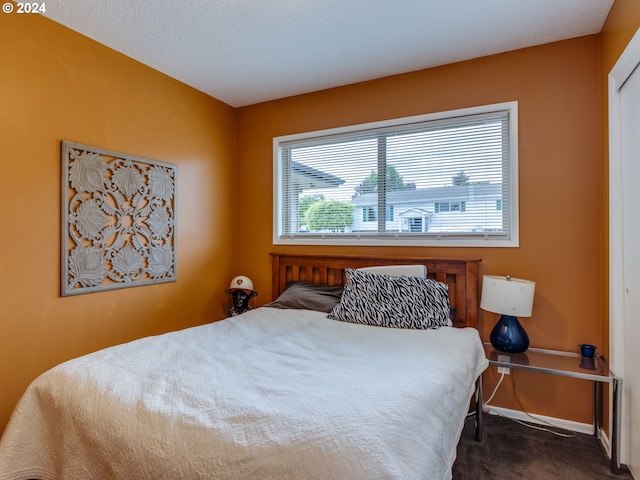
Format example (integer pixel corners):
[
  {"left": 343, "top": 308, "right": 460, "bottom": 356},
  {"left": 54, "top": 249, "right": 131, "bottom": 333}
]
[{"left": 608, "top": 26, "right": 640, "bottom": 466}]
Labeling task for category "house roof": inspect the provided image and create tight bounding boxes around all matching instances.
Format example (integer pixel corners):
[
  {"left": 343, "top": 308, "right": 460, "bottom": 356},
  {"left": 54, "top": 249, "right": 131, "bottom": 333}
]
[
  {"left": 351, "top": 183, "right": 502, "bottom": 206},
  {"left": 292, "top": 161, "right": 344, "bottom": 190},
  {"left": 396, "top": 208, "right": 434, "bottom": 218},
  {"left": 42, "top": 1, "right": 613, "bottom": 107}
]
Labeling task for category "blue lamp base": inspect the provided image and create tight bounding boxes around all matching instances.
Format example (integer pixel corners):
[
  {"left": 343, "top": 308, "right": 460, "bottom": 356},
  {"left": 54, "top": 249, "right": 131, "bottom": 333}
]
[{"left": 490, "top": 314, "right": 529, "bottom": 353}]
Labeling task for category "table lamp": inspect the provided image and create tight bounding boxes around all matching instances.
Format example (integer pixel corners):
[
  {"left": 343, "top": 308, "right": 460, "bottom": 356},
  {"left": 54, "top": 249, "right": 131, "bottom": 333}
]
[{"left": 481, "top": 275, "right": 535, "bottom": 353}]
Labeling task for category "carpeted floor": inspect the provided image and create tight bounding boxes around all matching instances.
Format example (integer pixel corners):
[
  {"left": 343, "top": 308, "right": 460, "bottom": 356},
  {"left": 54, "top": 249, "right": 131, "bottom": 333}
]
[{"left": 453, "top": 414, "right": 634, "bottom": 479}]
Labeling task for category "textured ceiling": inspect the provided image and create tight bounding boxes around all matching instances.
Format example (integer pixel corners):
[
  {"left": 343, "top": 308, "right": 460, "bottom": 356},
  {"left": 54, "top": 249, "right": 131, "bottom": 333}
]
[{"left": 43, "top": 0, "right": 613, "bottom": 107}]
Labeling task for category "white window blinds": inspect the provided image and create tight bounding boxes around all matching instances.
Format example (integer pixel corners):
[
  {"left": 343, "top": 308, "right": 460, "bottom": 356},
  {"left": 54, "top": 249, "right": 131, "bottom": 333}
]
[{"left": 274, "top": 102, "right": 518, "bottom": 247}]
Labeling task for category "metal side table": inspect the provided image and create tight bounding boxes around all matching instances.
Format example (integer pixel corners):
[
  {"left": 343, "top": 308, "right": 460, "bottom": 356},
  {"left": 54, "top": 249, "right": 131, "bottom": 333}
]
[{"left": 482, "top": 344, "right": 623, "bottom": 475}]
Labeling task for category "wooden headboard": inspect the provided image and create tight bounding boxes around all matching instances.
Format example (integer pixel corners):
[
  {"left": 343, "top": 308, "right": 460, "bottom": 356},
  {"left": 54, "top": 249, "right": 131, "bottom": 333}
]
[{"left": 271, "top": 253, "right": 481, "bottom": 329}]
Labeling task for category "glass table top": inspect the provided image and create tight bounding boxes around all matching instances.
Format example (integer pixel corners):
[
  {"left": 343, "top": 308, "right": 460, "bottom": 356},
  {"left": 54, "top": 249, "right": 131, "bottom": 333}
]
[{"left": 483, "top": 343, "right": 618, "bottom": 383}]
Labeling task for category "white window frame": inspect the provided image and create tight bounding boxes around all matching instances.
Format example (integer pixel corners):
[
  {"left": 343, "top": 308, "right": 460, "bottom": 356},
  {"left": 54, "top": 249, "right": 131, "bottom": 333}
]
[{"left": 273, "top": 101, "right": 519, "bottom": 247}]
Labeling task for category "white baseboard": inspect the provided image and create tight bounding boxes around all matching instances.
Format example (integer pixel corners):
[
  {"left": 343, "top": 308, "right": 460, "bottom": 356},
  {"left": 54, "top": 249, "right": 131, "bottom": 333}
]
[
  {"left": 484, "top": 405, "right": 611, "bottom": 457},
  {"left": 485, "top": 405, "right": 593, "bottom": 434},
  {"left": 600, "top": 429, "right": 612, "bottom": 459}
]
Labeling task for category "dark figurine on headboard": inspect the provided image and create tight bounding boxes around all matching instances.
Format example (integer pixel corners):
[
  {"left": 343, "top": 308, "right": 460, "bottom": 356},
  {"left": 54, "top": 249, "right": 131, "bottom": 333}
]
[{"left": 225, "top": 275, "right": 258, "bottom": 317}]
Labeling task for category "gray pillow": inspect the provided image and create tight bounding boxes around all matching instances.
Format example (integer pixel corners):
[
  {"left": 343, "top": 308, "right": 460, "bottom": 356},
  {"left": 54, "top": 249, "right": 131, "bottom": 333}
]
[
  {"left": 328, "top": 268, "right": 451, "bottom": 329},
  {"left": 265, "top": 282, "right": 344, "bottom": 313}
]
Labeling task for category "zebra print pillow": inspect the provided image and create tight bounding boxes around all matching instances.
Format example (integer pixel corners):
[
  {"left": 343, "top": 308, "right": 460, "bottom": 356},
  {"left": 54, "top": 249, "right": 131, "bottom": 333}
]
[{"left": 328, "top": 268, "right": 451, "bottom": 329}]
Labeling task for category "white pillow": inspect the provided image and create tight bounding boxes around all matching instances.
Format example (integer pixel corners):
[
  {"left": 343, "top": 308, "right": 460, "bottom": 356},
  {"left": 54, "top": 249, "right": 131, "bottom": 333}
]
[{"left": 357, "top": 264, "right": 427, "bottom": 278}]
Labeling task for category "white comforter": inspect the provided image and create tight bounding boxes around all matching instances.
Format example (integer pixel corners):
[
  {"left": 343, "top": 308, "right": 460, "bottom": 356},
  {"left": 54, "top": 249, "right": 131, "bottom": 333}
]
[{"left": 0, "top": 308, "right": 488, "bottom": 480}]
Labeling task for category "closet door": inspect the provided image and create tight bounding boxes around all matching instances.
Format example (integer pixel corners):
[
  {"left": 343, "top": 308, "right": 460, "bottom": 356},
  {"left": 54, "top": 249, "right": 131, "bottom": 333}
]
[{"left": 610, "top": 27, "right": 640, "bottom": 477}]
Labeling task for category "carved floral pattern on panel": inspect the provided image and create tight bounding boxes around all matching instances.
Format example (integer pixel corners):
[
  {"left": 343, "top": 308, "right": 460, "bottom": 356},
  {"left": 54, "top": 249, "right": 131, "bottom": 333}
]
[{"left": 61, "top": 141, "right": 177, "bottom": 296}]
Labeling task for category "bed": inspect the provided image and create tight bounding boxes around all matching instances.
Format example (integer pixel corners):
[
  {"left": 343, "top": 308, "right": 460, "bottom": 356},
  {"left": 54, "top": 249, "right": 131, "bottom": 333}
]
[{"left": 0, "top": 254, "right": 487, "bottom": 480}]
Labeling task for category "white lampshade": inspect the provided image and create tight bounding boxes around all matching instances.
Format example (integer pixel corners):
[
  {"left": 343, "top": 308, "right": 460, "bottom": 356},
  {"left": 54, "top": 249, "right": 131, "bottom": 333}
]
[{"left": 480, "top": 275, "right": 535, "bottom": 317}]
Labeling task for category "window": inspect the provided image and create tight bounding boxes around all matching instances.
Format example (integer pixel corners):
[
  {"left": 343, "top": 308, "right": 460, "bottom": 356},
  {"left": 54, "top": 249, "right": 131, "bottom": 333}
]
[
  {"left": 274, "top": 102, "right": 518, "bottom": 247},
  {"left": 387, "top": 205, "right": 394, "bottom": 222},
  {"left": 363, "top": 207, "right": 376, "bottom": 222},
  {"left": 435, "top": 201, "right": 466, "bottom": 213}
]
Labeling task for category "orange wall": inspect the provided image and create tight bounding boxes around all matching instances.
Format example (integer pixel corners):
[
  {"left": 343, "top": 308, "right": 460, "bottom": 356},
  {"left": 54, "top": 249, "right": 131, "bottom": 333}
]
[
  {"left": 0, "top": 14, "right": 236, "bottom": 432},
  {"left": 237, "top": 37, "right": 602, "bottom": 422},
  {"left": 602, "top": 0, "right": 640, "bottom": 71}
]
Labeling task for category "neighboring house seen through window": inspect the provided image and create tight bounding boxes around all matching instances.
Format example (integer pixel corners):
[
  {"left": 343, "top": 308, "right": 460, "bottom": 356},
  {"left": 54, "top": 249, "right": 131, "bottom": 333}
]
[{"left": 274, "top": 102, "right": 519, "bottom": 247}]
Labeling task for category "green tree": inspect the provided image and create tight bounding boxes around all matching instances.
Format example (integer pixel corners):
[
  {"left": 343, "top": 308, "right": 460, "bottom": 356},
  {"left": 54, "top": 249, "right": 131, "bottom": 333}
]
[
  {"left": 305, "top": 200, "right": 354, "bottom": 232},
  {"left": 298, "top": 194, "right": 324, "bottom": 226},
  {"left": 452, "top": 171, "right": 470, "bottom": 185},
  {"left": 354, "top": 165, "right": 405, "bottom": 196}
]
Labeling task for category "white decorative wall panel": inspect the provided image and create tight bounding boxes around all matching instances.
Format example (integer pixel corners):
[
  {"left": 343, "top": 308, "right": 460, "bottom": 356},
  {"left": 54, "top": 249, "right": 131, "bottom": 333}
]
[{"left": 61, "top": 141, "right": 177, "bottom": 296}]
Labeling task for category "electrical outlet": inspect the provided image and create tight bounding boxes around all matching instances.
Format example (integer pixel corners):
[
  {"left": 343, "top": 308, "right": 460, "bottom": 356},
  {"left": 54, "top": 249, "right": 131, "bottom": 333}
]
[{"left": 497, "top": 354, "right": 511, "bottom": 375}]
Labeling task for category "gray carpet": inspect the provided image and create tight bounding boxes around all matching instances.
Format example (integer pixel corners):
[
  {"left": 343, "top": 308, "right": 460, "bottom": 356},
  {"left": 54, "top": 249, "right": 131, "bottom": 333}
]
[{"left": 453, "top": 414, "right": 634, "bottom": 479}]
